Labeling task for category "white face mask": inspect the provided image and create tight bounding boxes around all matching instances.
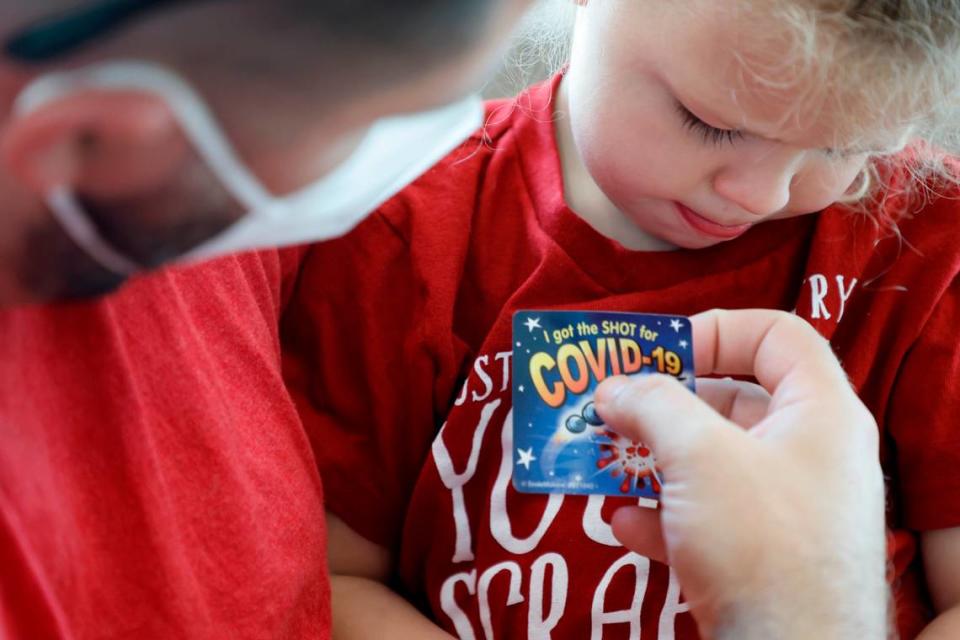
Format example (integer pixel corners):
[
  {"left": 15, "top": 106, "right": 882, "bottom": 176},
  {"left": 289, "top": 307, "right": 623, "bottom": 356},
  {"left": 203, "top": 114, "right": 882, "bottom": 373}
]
[{"left": 13, "top": 61, "right": 484, "bottom": 275}]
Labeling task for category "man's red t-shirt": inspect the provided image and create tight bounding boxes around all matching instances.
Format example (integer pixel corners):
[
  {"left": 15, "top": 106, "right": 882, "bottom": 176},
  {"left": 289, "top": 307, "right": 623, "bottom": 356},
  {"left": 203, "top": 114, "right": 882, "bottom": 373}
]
[
  {"left": 283, "top": 78, "right": 960, "bottom": 639},
  {"left": 0, "top": 250, "right": 331, "bottom": 638}
]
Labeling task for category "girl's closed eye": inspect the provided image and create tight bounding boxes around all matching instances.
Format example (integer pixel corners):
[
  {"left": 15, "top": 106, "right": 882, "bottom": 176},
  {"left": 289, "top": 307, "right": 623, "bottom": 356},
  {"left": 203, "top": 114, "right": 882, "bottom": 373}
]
[
  {"left": 674, "top": 100, "right": 744, "bottom": 146},
  {"left": 675, "top": 100, "right": 862, "bottom": 161}
]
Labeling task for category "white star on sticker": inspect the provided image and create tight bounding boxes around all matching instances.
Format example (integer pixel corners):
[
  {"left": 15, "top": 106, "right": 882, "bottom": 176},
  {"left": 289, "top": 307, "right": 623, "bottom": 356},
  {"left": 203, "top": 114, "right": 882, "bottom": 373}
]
[
  {"left": 518, "top": 385, "right": 525, "bottom": 392},
  {"left": 517, "top": 447, "right": 537, "bottom": 470},
  {"left": 524, "top": 317, "right": 542, "bottom": 332},
  {"left": 670, "top": 318, "right": 684, "bottom": 332},
  {"left": 679, "top": 339, "right": 689, "bottom": 349}
]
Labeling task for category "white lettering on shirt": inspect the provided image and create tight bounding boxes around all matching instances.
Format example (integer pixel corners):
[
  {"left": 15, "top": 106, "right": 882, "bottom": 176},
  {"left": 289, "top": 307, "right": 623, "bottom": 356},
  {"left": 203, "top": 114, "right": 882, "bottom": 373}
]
[
  {"left": 590, "top": 552, "right": 651, "bottom": 640},
  {"left": 809, "top": 274, "right": 832, "bottom": 319},
  {"left": 805, "top": 273, "right": 859, "bottom": 322},
  {"left": 837, "top": 275, "right": 858, "bottom": 322},
  {"left": 440, "top": 569, "right": 479, "bottom": 640},
  {"left": 478, "top": 561, "right": 525, "bottom": 640},
  {"left": 495, "top": 351, "right": 512, "bottom": 392},
  {"left": 434, "top": 398, "right": 502, "bottom": 562},
  {"left": 658, "top": 568, "right": 691, "bottom": 640},
  {"left": 528, "top": 553, "right": 568, "bottom": 639},
  {"left": 472, "top": 355, "right": 495, "bottom": 402}
]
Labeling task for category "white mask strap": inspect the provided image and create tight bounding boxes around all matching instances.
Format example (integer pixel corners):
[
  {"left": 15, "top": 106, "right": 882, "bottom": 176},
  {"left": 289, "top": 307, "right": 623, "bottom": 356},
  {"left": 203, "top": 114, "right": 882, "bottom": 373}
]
[{"left": 47, "top": 186, "right": 142, "bottom": 275}]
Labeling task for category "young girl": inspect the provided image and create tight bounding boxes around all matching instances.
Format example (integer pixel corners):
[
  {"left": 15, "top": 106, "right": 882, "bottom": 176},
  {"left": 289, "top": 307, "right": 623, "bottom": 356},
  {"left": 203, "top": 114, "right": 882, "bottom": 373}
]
[{"left": 283, "top": 1, "right": 960, "bottom": 637}]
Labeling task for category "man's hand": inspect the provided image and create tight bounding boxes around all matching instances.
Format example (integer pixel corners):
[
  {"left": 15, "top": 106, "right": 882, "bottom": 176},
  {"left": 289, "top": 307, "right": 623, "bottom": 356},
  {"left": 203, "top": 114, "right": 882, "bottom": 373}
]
[{"left": 595, "top": 309, "right": 888, "bottom": 640}]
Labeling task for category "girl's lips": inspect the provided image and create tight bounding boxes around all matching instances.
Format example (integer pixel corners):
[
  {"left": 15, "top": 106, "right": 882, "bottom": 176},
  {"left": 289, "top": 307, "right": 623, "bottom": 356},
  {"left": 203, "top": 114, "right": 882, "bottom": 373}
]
[{"left": 675, "top": 203, "right": 753, "bottom": 240}]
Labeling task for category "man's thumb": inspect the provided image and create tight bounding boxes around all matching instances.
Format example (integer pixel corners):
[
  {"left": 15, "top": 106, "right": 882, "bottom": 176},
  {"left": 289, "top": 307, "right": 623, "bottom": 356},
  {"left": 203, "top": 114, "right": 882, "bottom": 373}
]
[{"left": 594, "top": 375, "right": 730, "bottom": 470}]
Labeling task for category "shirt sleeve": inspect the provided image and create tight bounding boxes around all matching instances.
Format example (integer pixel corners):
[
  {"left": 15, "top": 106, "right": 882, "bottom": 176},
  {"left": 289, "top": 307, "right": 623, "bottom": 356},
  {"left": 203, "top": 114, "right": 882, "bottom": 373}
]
[
  {"left": 887, "top": 274, "right": 960, "bottom": 531},
  {"left": 280, "top": 207, "right": 468, "bottom": 551}
]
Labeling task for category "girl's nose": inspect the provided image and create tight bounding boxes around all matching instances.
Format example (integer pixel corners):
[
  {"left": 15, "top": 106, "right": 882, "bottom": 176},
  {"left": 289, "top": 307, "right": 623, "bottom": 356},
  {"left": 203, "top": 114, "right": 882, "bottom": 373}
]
[{"left": 712, "top": 152, "right": 800, "bottom": 218}]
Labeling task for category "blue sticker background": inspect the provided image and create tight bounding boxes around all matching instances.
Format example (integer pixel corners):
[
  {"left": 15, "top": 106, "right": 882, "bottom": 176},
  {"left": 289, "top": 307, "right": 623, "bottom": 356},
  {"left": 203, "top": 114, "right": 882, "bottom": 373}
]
[{"left": 512, "top": 310, "right": 695, "bottom": 498}]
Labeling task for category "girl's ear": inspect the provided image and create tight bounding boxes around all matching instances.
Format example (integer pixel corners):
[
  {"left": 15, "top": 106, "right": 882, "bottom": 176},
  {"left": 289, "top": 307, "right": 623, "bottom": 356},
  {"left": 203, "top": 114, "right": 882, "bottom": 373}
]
[{"left": 0, "top": 89, "right": 188, "bottom": 201}]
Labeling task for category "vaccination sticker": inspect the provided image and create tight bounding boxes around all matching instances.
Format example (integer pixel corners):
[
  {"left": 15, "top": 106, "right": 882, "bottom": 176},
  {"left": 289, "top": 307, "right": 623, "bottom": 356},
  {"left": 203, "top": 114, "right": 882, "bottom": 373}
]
[{"left": 512, "top": 310, "right": 695, "bottom": 499}]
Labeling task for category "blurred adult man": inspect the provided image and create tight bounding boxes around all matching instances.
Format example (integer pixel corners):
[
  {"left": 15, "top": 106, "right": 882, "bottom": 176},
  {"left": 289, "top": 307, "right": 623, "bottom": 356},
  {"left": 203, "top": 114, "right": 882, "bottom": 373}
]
[{"left": 0, "top": 1, "right": 528, "bottom": 637}]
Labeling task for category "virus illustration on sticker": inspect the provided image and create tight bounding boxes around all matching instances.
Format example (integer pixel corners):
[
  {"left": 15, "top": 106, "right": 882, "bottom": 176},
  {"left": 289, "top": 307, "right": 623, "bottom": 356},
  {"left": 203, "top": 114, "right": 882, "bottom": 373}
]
[
  {"left": 595, "top": 432, "right": 662, "bottom": 494},
  {"left": 564, "top": 401, "right": 662, "bottom": 494}
]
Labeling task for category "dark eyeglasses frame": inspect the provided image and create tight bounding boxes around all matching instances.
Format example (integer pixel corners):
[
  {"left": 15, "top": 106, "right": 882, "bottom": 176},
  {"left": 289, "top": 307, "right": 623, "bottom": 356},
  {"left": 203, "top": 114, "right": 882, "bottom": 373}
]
[{"left": 5, "top": 0, "right": 186, "bottom": 63}]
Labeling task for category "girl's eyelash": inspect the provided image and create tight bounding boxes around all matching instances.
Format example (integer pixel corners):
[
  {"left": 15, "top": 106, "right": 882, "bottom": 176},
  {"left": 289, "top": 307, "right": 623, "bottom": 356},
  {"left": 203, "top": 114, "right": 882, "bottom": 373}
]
[{"left": 675, "top": 102, "right": 743, "bottom": 146}]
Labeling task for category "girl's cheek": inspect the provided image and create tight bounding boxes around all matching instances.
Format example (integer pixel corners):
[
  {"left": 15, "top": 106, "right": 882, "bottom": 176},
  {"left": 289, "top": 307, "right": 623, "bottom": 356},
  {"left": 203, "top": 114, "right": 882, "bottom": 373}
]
[
  {"left": 796, "top": 159, "right": 864, "bottom": 201},
  {"left": 829, "top": 161, "right": 870, "bottom": 200},
  {"left": 600, "top": 129, "right": 697, "bottom": 196},
  {"left": 788, "top": 162, "right": 866, "bottom": 213}
]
